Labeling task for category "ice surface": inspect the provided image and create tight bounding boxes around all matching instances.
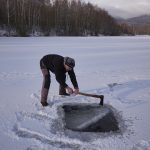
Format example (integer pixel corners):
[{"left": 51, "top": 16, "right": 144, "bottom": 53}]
[{"left": 0, "top": 36, "right": 150, "bottom": 150}]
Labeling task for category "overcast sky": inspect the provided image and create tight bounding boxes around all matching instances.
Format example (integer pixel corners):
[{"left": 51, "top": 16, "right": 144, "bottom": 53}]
[{"left": 84, "top": 0, "right": 150, "bottom": 18}]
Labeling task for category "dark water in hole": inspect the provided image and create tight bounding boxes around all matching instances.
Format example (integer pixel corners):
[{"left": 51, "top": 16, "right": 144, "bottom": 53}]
[{"left": 62, "top": 104, "right": 119, "bottom": 132}]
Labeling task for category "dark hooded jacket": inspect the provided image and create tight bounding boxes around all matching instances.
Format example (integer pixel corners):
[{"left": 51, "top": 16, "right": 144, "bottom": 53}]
[{"left": 40, "top": 54, "right": 78, "bottom": 88}]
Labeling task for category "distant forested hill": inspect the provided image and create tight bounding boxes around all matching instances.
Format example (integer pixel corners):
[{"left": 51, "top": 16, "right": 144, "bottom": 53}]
[
  {"left": 116, "top": 15, "right": 150, "bottom": 35},
  {"left": 0, "top": 0, "right": 129, "bottom": 36}
]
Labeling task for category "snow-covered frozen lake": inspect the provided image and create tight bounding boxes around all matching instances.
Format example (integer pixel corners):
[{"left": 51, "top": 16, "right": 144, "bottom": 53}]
[{"left": 0, "top": 36, "right": 150, "bottom": 150}]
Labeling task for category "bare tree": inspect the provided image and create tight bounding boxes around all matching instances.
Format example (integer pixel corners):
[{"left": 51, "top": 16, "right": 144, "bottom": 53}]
[{"left": 0, "top": 0, "right": 128, "bottom": 36}]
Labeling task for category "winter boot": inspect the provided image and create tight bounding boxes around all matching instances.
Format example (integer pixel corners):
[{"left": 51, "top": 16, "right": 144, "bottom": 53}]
[
  {"left": 59, "top": 86, "right": 70, "bottom": 96},
  {"left": 41, "top": 101, "right": 48, "bottom": 107}
]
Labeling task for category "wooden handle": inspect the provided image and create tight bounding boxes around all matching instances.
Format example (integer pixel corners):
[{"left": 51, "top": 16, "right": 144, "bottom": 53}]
[
  {"left": 78, "top": 92, "right": 104, "bottom": 106},
  {"left": 78, "top": 92, "right": 103, "bottom": 99}
]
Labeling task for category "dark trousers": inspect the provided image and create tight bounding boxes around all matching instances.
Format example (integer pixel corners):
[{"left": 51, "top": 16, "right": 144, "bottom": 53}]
[
  {"left": 40, "top": 59, "right": 67, "bottom": 103},
  {"left": 40, "top": 59, "right": 50, "bottom": 103},
  {"left": 41, "top": 68, "right": 50, "bottom": 103}
]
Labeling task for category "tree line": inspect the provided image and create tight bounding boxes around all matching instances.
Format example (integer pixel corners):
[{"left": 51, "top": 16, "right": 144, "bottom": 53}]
[
  {"left": 0, "top": 0, "right": 131, "bottom": 36},
  {"left": 130, "top": 25, "right": 150, "bottom": 35}
]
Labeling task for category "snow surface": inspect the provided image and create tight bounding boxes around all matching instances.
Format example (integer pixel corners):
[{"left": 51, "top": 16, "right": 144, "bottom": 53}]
[{"left": 0, "top": 36, "right": 150, "bottom": 150}]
